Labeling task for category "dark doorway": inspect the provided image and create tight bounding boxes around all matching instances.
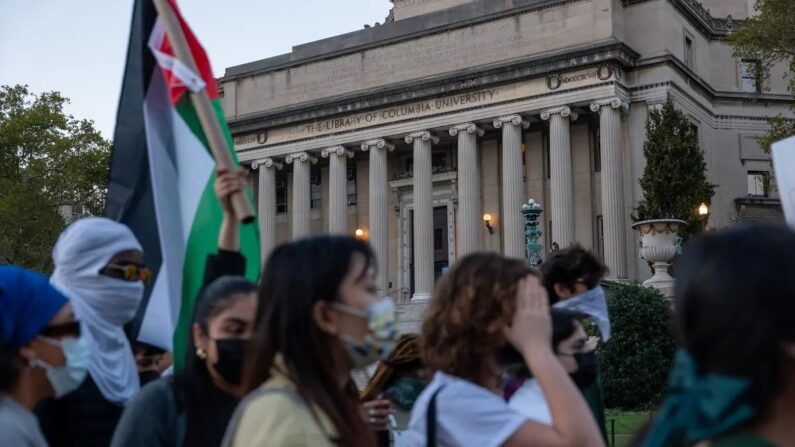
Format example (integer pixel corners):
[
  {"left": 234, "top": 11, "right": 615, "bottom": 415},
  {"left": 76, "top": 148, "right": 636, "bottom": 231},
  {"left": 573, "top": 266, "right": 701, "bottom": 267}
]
[{"left": 409, "top": 206, "right": 449, "bottom": 294}]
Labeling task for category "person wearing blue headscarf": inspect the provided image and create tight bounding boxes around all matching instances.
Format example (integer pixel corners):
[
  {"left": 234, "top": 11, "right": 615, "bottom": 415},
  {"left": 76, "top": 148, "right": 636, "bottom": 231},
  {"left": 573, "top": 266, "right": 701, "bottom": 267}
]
[
  {"left": 0, "top": 265, "right": 88, "bottom": 447},
  {"left": 36, "top": 217, "right": 147, "bottom": 447}
]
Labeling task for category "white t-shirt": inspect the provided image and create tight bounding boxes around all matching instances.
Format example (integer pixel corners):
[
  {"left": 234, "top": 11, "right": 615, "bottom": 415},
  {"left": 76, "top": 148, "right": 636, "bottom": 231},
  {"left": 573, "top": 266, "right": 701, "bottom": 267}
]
[
  {"left": 507, "top": 379, "right": 553, "bottom": 426},
  {"left": 405, "top": 372, "right": 528, "bottom": 447}
]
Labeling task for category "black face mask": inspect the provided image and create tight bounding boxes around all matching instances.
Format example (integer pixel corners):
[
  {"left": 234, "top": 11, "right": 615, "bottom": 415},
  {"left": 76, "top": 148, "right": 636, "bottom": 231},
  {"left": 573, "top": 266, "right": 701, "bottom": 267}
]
[
  {"left": 569, "top": 351, "right": 598, "bottom": 388},
  {"left": 213, "top": 338, "right": 247, "bottom": 386},
  {"left": 139, "top": 370, "right": 161, "bottom": 386}
]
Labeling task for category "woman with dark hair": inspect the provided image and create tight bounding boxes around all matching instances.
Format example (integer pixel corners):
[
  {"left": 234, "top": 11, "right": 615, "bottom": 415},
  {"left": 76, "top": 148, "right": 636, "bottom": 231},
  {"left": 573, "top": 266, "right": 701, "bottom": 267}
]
[
  {"left": 223, "top": 235, "right": 398, "bottom": 447},
  {"left": 110, "top": 168, "right": 255, "bottom": 447},
  {"left": 405, "top": 253, "right": 603, "bottom": 447},
  {"left": 637, "top": 224, "right": 795, "bottom": 447}
]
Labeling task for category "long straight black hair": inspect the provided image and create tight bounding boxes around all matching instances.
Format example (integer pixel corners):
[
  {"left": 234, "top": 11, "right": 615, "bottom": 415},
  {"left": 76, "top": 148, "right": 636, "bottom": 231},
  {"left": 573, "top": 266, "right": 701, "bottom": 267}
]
[
  {"left": 174, "top": 275, "right": 256, "bottom": 447},
  {"left": 243, "top": 235, "right": 376, "bottom": 447}
]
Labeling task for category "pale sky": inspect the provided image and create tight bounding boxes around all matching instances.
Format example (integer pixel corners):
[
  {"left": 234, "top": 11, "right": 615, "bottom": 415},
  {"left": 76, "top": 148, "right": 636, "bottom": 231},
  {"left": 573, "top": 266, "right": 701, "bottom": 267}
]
[{"left": 0, "top": 1, "right": 393, "bottom": 138}]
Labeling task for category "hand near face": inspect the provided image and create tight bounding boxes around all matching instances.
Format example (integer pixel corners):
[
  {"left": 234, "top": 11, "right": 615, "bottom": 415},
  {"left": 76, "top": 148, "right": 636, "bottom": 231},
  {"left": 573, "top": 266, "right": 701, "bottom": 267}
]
[{"left": 504, "top": 275, "right": 552, "bottom": 355}]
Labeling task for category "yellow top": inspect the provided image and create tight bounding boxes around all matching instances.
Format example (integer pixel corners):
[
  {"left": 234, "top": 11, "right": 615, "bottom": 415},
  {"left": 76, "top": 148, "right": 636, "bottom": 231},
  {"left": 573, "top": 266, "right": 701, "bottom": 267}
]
[{"left": 230, "top": 363, "right": 339, "bottom": 447}]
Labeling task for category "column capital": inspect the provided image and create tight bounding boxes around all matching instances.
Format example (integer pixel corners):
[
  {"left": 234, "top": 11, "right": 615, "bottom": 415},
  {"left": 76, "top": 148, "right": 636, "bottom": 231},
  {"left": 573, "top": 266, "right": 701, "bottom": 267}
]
[
  {"left": 405, "top": 130, "right": 439, "bottom": 144},
  {"left": 540, "top": 106, "right": 578, "bottom": 121},
  {"left": 321, "top": 146, "right": 354, "bottom": 159},
  {"left": 361, "top": 138, "right": 395, "bottom": 152},
  {"left": 590, "top": 97, "right": 630, "bottom": 113},
  {"left": 285, "top": 151, "right": 318, "bottom": 165},
  {"left": 493, "top": 114, "right": 529, "bottom": 129},
  {"left": 449, "top": 122, "right": 485, "bottom": 137},
  {"left": 645, "top": 98, "right": 666, "bottom": 112},
  {"left": 252, "top": 157, "right": 283, "bottom": 170}
]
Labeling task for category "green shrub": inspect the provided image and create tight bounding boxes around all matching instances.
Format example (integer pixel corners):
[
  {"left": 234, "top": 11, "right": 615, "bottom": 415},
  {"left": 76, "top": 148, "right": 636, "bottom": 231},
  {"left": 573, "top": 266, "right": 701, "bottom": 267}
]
[{"left": 599, "top": 282, "right": 676, "bottom": 410}]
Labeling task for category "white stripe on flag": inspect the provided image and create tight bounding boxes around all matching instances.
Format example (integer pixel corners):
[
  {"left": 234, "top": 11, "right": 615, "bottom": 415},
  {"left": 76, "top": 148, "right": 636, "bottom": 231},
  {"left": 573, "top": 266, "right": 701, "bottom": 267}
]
[{"left": 138, "top": 69, "right": 215, "bottom": 350}]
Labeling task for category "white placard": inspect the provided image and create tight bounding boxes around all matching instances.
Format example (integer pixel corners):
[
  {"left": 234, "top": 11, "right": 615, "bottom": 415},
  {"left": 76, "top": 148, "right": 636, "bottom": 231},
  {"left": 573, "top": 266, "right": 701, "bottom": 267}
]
[{"left": 772, "top": 136, "right": 795, "bottom": 229}]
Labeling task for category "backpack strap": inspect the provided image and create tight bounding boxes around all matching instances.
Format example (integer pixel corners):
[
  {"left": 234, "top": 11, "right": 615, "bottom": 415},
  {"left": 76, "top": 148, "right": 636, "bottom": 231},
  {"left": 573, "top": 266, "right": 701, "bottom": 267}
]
[{"left": 426, "top": 385, "right": 446, "bottom": 447}]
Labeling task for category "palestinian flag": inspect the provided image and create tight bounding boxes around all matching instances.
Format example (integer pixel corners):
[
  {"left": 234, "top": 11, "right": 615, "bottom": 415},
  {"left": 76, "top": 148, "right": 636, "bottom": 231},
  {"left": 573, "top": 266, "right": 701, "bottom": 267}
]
[{"left": 106, "top": 0, "right": 259, "bottom": 369}]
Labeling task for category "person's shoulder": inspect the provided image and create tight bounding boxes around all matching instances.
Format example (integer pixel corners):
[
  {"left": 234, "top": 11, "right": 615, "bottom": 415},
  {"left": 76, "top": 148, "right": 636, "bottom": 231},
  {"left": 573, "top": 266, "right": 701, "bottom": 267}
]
[
  {"left": 237, "top": 379, "right": 306, "bottom": 423},
  {"left": 0, "top": 398, "right": 46, "bottom": 446},
  {"left": 125, "top": 377, "right": 176, "bottom": 413}
]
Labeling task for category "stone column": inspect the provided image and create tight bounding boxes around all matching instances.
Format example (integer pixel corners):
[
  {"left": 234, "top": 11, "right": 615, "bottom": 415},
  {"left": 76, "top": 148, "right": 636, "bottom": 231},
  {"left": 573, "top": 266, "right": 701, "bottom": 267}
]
[
  {"left": 252, "top": 158, "right": 282, "bottom": 262},
  {"left": 321, "top": 146, "right": 354, "bottom": 235},
  {"left": 405, "top": 130, "right": 439, "bottom": 301},
  {"left": 541, "top": 106, "right": 578, "bottom": 248},
  {"left": 493, "top": 115, "right": 529, "bottom": 259},
  {"left": 591, "top": 97, "right": 630, "bottom": 278},
  {"left": 285, "top": 151, "right": 317, "bottom": 240},
  {"left": 449, "top": 123, "right": 484, "bottom": 257},
  {"left": 361, "top": 138, "right": 395, "bottom": 295}
]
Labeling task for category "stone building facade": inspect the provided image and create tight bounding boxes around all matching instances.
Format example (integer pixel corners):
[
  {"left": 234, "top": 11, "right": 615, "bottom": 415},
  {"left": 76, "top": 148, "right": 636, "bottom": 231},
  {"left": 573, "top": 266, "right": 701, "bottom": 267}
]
[{"left": 219, "top": 0, "right": 790, "bottom": 329}]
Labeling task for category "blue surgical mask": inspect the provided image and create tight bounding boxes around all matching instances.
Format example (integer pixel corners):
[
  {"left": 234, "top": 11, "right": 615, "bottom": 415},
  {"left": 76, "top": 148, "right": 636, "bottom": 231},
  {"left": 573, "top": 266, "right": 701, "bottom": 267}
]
[
  {"left": 31, "top": 336, "right": 90, "bottom": 397},
  {"left": 553, "top": 286, "right": 611, "bottom": 341}
]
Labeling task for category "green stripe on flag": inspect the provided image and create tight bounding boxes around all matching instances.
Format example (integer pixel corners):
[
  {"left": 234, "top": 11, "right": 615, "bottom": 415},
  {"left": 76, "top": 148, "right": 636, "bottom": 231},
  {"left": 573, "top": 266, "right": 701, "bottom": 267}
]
[{"left": 171, "top": 96, "right": 260, "bottom": 370}]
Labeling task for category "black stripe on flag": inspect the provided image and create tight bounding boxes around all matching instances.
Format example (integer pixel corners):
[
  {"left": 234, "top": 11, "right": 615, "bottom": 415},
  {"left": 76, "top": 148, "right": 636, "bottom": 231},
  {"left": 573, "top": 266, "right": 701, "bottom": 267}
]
[{"left": 105, "top": 0, "right": 161, "bottom": 341}]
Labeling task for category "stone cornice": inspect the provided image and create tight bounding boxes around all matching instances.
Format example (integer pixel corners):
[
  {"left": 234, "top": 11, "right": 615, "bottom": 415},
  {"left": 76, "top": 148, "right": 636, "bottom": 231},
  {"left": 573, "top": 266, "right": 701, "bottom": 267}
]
[
  {"left": 405, "top": 130, "right": 440, "bottom": 144},
  {"left": 361, "top": 138, "right": 396, "bottom": 152},
  {"left": 622, "top": 0, "right": 739, "bottom": 40},
  {"left": 321, "top": 146, "right": 354, "bottom": 158},
  {"left": 227, "top": 41, "right": 636, "bottom": 134},
  {"left": 449, "top": 123, "right": 485, "bottom": 137}
]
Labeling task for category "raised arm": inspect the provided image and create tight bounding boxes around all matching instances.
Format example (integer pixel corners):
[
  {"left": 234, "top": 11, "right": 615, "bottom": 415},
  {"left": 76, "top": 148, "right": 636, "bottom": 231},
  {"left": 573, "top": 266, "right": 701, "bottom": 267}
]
[{"left": 503, "top": 276, "right": 604, "bottom": 447}]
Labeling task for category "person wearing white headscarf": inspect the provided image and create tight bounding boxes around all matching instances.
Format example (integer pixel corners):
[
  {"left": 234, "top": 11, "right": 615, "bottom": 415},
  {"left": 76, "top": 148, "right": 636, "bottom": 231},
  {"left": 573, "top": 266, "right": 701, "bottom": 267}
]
[{"left": 35, "top": 217, "right": 146, "bottom": 447}]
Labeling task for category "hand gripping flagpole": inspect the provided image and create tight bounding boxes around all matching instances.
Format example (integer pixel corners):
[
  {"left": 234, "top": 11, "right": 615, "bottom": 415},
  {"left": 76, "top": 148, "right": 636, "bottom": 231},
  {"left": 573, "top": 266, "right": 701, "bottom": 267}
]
[{"left": 151, "top": 0, "right": 256, "bottom": 224}]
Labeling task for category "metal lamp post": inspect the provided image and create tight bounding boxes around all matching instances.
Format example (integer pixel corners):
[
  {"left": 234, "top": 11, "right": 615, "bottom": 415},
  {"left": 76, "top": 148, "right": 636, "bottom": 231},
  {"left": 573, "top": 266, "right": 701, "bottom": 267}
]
[{"left": 522, "top": 199, "right": 544, "bottom": 266}]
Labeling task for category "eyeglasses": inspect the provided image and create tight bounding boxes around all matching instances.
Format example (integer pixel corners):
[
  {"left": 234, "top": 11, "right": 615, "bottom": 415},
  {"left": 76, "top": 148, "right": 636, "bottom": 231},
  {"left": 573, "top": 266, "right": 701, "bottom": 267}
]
[
  {"left": 104, "top": 264, "right": 152, "bottom": 283},
  {"left": 39, "top": 321, "right": 81, "bottom": 339}
]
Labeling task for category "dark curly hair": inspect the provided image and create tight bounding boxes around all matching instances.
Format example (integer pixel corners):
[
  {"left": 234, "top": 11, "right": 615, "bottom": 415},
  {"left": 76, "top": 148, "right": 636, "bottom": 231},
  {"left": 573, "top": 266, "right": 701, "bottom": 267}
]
[{"left": 421, "top": 252, "right": 535, "bottom": 386}]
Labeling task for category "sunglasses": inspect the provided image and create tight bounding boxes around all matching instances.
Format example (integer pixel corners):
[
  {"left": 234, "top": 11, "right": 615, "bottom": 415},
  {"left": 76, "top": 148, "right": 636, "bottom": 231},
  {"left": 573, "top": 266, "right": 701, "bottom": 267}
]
[
  {"left": 39, "top": 321, "right": 81, "bottom": 339},
  {"left": 105, "top": 264, "right": 152, "bottom": 283}
]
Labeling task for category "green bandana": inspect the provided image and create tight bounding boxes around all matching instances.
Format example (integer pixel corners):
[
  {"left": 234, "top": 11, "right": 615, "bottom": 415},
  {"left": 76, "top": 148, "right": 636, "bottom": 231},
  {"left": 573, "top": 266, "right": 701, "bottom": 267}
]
[
  {"left": 642, "top": 350, "right": 755, "bottom": 447},
  {"left": 385, "top": 377, "right": 426, "bottom": 411}
]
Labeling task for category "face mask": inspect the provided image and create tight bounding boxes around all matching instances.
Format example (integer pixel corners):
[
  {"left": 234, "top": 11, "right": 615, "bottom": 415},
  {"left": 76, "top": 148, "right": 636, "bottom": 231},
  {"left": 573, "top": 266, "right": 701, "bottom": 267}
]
[
  {"left": 333, "top": 298, "right": 398, "bottom": 369},
  {"left": 568, "top": 351, "right": 598, "bottom": 388},
  {"left": 384, "top": 377, "right": 425, "bottom": 411},
  {"left": 553, "top": 286, "right": 611, "bottom": 342},
  {"left": 31, "top": 336, "right": 90, "bottom": 398},
  {"left": 139, "top": 370, "right": 161, "bottom": 386},
  {"left": 212, "top": 338, "right": 247, "bottom": 386}
]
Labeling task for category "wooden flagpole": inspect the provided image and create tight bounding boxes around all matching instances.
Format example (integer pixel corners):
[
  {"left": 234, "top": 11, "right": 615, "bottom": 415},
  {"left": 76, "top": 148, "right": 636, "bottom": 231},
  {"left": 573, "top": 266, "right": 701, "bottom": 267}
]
[{"left": 151, "top": 0, "right": 255, "bottom": 224}]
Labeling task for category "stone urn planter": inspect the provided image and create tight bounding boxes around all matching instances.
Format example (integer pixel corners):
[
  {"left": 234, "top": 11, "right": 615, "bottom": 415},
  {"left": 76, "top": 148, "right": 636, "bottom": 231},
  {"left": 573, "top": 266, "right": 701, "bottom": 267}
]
[{"left": 631, "top": 219, "right": 687, "bottom": 299}]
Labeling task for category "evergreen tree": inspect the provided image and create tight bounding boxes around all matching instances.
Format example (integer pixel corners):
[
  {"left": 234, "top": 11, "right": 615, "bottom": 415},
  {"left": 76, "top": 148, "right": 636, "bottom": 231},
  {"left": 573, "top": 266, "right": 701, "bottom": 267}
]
[{"left": 635, "top": 98, "right": 715, "bottom": 239}]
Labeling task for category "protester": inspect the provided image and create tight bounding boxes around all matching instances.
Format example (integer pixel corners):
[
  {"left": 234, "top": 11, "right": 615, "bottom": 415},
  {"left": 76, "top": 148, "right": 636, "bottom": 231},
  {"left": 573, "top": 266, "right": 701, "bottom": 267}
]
[
  {"left": 505, "top": 309, "right": 598, "bottom": 424},
  {"left": 636, "top": 224, "right": 795, "bottom": 447},
  {"left": 0, "top": 266, "right": 89, "bottom": 447},
  {"left": 361, "top": 334, "right": 425, "bottom": 447},
  {"left": 541, "top": 244, "right": 610, "bottom": 437},
  {"left": 223, "top": 236, "right": 398, "bottom": 447},
  {"left": 33, "top": 217, "right": 146, "bottom": 447},
  {"left": 111, "top": 167, "right": 253, "bottom": 447},
  {"left": 406, "top": 253, "right": 603, "bottom": 446},
  {"left": 133, "top": 342, "right": 170, "bottom": 387}
]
